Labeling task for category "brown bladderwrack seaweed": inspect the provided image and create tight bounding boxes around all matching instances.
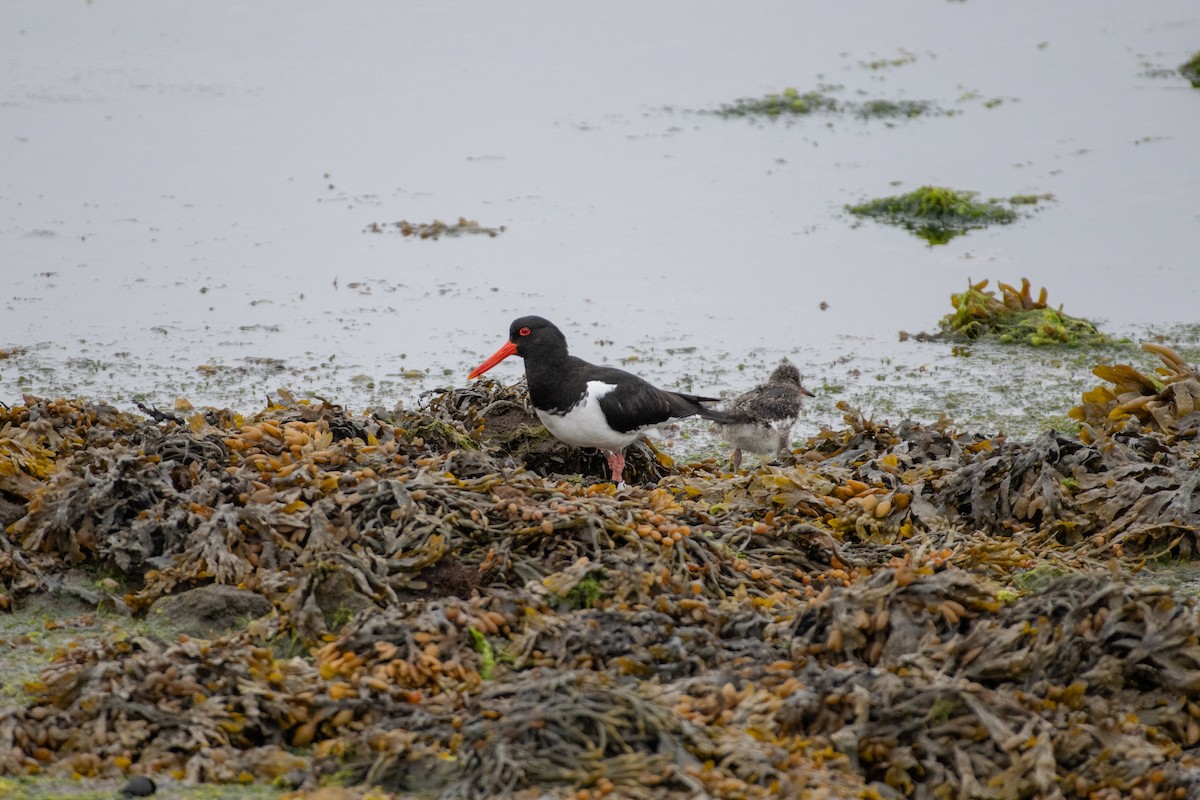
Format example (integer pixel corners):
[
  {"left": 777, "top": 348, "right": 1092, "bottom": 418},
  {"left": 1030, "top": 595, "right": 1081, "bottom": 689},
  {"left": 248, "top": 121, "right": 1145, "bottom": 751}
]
[
  {"left": 1071, "top": 342, "right": 1200, "bottom": 439},
  {"left": 1, "top": 373, "right": 1200, "bottom": 798}
]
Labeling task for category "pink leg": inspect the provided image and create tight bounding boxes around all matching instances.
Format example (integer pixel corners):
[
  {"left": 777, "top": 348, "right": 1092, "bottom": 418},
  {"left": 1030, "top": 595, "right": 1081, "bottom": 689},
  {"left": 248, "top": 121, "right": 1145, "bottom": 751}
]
[{"left": 606, "top": 451, "right": 626, "bottom": 486}]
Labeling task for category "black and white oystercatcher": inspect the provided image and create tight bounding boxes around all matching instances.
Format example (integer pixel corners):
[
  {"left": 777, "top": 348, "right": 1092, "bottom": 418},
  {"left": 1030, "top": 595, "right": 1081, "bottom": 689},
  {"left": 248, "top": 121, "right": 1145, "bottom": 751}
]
[
  {"left": 468, "top": 316, "right": 731, "bottom": 486},
  {"left": 715, "top": 363, "right": 814, "bottom": 470}
]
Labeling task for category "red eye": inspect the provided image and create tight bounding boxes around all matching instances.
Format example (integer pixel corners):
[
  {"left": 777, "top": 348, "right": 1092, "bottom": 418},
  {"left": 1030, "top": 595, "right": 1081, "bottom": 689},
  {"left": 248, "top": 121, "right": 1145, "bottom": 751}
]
[{"left": 519, "top": 326, "right": 531, "bottom": 336}]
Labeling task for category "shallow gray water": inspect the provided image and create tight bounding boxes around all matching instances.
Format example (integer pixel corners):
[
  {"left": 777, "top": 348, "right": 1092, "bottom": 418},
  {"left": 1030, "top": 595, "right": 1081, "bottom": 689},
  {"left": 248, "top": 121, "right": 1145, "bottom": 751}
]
[{"left": 3, "top": 1, "right": 1199, "bottom": 442}]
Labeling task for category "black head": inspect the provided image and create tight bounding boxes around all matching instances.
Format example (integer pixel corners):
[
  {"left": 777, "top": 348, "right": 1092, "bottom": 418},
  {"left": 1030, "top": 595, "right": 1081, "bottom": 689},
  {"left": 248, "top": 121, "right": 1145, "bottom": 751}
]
[
  {"left": 469, "top": 315, "right": 571, "bottom": 379},
  {"left": 508, "top": 315, "right": 569, "bottom": 358}
]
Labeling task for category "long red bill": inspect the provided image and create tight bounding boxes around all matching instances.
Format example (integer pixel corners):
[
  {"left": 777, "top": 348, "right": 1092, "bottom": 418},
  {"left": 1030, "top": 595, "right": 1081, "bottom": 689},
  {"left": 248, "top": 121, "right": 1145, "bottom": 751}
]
[{"left": 468, "top": 340, "right": 518, "bottom": 379}]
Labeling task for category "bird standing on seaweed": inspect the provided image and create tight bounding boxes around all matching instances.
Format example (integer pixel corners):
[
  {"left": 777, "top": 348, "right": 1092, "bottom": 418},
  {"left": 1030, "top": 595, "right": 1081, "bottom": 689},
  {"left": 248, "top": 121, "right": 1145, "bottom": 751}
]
[
  {"left": 715, "top": 362, "right": 813, "bottom": 470},
  {"left": 469, "top": 315, "right": 730, "bottom": 486}
]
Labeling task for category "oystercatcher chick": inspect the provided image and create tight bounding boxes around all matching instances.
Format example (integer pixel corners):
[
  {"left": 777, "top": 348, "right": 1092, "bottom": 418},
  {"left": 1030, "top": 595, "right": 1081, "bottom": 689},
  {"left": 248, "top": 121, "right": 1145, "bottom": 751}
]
[
  {"left": 715, "top": 362, "right": 814, "bottom": 471},
  {"left": 468, "top": 315, "right": 731, "bottom": 486}
]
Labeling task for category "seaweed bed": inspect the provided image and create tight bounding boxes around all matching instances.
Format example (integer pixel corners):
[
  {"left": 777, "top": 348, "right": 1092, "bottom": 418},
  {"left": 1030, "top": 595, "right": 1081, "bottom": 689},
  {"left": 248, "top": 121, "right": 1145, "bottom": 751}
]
[{"left": 4, "top": 345, "right": 1200, "bottom": 799}]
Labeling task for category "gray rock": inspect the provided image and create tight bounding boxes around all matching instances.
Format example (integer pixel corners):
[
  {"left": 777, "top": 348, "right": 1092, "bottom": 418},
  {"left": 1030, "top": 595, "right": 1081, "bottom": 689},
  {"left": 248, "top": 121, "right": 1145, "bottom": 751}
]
[
  {"left": 312, "top": 568, "right": 375, "bottom": 631},
  {"left": 150, "top": 584, "right": 272, "bottom": 637}
]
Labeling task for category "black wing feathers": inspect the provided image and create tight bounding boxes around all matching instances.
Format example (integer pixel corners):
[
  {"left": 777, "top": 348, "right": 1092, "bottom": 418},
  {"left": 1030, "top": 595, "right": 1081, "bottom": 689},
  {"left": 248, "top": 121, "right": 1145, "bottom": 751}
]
[
  {"left": 525, "top": 355, "right": 729, "bottom": 432},
  {"left": 587, "top": 365, "right": 730, "bottom": 433}
]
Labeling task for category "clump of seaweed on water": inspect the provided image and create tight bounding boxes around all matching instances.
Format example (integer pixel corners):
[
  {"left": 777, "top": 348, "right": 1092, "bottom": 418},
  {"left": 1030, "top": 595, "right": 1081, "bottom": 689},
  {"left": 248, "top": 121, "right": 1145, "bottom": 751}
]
[
  {"left": 847, "top": 186, "right": 1051, "bottom": 244},
  {"left": 902, "top": 277, "right": 1106, "bottom": 346},
  {"left": 711, "top": 86, "right": 943, "bottom": 122},
  {"left": 713, "top": 87, "right": 839, "bottom": 118},
  {"left": 1181, "top": 51, "right": 1200, "bottom": 88},
  {"left": 852, "top": 98, "right": 937, "bottom": 119},
  {"left": 364, "top": 217, "right": 505, "bottom": 239}
]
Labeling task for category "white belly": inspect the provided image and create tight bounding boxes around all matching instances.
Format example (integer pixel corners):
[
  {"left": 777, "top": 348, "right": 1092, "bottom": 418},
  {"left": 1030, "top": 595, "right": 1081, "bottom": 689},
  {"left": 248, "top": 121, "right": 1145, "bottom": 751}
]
[
  {"left": 721, "top": 418, "right": 796, "bottom": 454},
  {"left": 536, "top": 381, "right": 642, "bottom": 453}
]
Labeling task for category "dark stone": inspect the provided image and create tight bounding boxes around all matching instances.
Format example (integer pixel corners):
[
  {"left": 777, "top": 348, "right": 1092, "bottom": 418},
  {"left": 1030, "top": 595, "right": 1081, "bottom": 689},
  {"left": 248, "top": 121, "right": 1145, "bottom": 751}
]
[
  {"left": 311, "top": 568, "right": 375, "bottom": 631},
  {"left": 121, "top": 776, "right": 157, "bottom": 797},
  {"left": 0, "top": 493, "right": 26, "bottom": 531},
  {"left": 150, "top": 584, "right": 272, "bottom": 637}
]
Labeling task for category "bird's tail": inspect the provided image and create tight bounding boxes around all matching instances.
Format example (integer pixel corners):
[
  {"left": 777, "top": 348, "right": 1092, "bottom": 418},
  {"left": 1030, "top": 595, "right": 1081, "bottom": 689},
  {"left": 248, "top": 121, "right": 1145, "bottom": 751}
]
[{"left": 670, "top": 391, "right": 735, "bottom": 424}]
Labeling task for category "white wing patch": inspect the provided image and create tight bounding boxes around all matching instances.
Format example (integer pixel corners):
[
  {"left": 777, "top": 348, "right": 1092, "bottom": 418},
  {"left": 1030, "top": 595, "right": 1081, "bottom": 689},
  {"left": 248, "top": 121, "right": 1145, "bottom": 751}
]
[{"left": 536, "top": 381, "right": 644, "bottom": 452}]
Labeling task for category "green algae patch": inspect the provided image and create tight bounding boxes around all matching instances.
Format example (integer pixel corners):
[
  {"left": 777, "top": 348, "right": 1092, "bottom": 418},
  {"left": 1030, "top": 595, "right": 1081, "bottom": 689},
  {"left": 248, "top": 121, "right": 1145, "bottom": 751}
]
[
  {"left": 853, "top": 98, "right": 935, "bottom": 119},
  {"left": 940, "top": 278, "right": 1104, "bottom": 346},
  {"left": 712, "top": 86, "right": 942, "bottom": 121},
  {"left": 904, "top": 278, "right": 1106, "bottom": 347},
  {"left": 469, "top": 627, "right": 496, "bottom": 680},
  {"left": 847, "top": 186, "right": 1051, "bottom": 244},
  {"left": 1181, "top": 51, "right": 1200, "bottom": 88},
  {"left": 715, "top": 86, "right": 838, "bottom": 118}
]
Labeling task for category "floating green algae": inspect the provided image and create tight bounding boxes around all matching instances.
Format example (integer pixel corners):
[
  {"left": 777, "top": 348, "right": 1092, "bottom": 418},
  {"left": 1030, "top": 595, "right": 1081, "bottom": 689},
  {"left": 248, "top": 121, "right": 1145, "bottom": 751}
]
[
  {"left": 847, "top": 186, "right": 1051, "bottom": 244},
  {"left": 859, "top": 51, "right": 917, "bottom": 70},
  {"left": 714, "top": 86, "right": 838, "bottom": 118},
  {"left": 852, "top": 98, "right": 934, "bottom": 119},
  {"left": 1182, "top": 51, "right": 1200, "bottom": 88},
  {"left": 930, "top": 278, "right": 1106, "bottom": 346},
  {"left": 712, "top": 86, "right": 941, "bottom": 121}
]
